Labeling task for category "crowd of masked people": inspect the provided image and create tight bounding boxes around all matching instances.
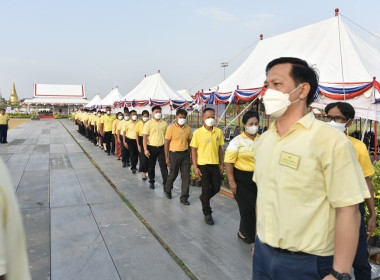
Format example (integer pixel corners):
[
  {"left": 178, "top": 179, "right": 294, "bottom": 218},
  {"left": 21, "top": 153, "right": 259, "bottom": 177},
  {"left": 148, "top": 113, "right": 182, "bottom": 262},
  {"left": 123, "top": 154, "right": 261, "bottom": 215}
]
[{"left": 74, "top": 58, "right": 377, "bottom": 280}]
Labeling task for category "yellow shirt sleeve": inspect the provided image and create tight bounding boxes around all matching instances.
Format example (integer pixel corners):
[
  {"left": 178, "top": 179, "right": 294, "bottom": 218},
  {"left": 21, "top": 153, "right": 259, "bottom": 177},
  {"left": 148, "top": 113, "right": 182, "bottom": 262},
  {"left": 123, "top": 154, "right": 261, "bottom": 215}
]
[
  {"left": 358, "top": 142, "right": 375, "bottom": 177},
  {"left": 165, "top": 125, "right": 173, "bottom": 140},
  {"left": 224, "top": 142, "right": 238, "bottom": 164},
  {"left": 189, "top": 129, "right": 199, "bottom": 148}
]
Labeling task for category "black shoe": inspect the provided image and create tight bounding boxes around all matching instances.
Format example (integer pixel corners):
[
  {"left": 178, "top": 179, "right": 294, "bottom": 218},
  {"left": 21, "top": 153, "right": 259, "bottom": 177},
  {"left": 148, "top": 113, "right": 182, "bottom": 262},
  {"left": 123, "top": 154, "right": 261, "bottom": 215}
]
[
  {"left": 180, "top": 199, "right": 190, "bottom": 206},
  {"left": 149, "top": 183, "right": 155, "bottom": 189},
  {"left": 3, "top": 141, "right": 8, "bottom": 144},
  {"left": 104, "top": 149, "right": 108, "bottom": 153},
  {"left": 107, "top": 152, "right": 110, "bottom": 155},
  {"left": 165, "top": 192, "right": 172, "bottom": 199},
  {"left": 122, "top": 163, "right": 126, "bottom": 168},
  {"left": 204, "top": 214, "right": 214, "bottom": 225},
  {"left": 132, "top": 169, "right": 137, "bottom": 174},
  {"left": 142, "top": 177, "right": 148, "bottom": 181},
  {"left": 237, "top": 232, "right": 250, "bottom": 244},
  {"left": 126, "top": 162, "right": 131, "bottom": 167},
  {"left": 111, "top": 152, "right": 115, "bottom": 155}
]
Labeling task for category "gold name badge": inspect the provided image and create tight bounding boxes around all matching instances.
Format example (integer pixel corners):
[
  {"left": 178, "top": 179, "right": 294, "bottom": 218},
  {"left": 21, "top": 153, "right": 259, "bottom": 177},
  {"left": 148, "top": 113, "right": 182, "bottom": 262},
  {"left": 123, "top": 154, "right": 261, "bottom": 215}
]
[{"left": 279, "top": 151, "right": 300, "bottom": 170}]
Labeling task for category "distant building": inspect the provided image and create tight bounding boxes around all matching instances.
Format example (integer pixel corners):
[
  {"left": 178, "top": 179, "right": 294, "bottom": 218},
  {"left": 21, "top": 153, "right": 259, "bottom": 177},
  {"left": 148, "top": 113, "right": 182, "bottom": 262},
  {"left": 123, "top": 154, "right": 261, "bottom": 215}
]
[{"left": 23, "top": 84, "right": 88, "bottom": 115}]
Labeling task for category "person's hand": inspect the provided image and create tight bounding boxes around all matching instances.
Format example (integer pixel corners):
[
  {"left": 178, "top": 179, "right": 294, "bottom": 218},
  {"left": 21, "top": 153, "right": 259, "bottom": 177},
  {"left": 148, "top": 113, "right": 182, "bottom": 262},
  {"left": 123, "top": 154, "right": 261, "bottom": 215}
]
[
  {"left": 219, "top": 164, "right": 224, "bottom": 174},
  {"left": 367, "top": 214, "right": 377, "bottom": 240},
  {"left": 194, "top": 166, "right": 202, "bottom": 179},
  {"left": 322, "top": 274, "right": 337, "bottom": 280},
  {"left": 166, "top": 158, "right": 170, "bottom": 167},
  {"left": 145, "top": 150, "right": 150, "bottom": 158},
  {"left": 137, "top": 145, "right": 141, "bottom": 153},
  {"left": 229, "top": 181, "right": 237, "bottom": 195},
  {"left": 101, "top": 132, "right": 104, "bottom": 137},
  {"left": 123, "top": 142, "right": 128, "bottom": 149}
]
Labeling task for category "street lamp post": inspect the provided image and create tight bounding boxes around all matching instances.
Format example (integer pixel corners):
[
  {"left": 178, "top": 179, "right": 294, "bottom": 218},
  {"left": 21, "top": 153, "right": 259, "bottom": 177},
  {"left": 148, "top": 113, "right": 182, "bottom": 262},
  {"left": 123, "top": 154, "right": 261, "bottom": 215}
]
[{"left": 221, "top": 62, "right": 229, "bottom": 80}]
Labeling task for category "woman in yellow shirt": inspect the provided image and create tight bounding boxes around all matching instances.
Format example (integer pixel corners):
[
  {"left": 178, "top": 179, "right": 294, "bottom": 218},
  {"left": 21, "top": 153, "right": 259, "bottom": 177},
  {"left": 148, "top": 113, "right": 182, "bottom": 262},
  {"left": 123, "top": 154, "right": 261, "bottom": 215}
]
[
  {"left": 112, "top": 112, "right": 124, "bottom": 160},
  {"left": 136, "top": 110, "right": 150, "bottom": 181},
  {"left": 224, "top": 110, "right": 260, "bottom": 251}
]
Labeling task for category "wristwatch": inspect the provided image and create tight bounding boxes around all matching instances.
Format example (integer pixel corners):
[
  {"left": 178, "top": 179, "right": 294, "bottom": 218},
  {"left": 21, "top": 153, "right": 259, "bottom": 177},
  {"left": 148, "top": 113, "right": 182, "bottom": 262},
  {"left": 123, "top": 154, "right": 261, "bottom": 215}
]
[{"left": 331, "top": 268, "right": 352, "bottom": 280}]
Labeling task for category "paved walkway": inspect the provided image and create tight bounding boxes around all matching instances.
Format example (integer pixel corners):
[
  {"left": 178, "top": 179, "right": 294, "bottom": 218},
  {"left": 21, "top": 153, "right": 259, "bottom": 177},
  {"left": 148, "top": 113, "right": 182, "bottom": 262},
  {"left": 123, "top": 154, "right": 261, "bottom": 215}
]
[{"left": 1, "top": 119, "right": 252, "bottom": 280}]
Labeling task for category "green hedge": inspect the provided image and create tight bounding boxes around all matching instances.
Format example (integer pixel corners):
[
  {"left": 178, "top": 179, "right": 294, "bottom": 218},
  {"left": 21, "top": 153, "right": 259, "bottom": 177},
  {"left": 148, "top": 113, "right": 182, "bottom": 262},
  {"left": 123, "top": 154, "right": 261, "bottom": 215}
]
[{"left": 9, "top": 113, "right": 37, "bottom": 118}]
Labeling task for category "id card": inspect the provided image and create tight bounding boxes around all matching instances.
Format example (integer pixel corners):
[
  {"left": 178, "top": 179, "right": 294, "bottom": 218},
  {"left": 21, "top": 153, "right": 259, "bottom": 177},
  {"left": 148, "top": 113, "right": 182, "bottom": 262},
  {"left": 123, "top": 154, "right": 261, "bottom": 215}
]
[{"left": 279, "top": 151, "right": 300, "bottom": 170}]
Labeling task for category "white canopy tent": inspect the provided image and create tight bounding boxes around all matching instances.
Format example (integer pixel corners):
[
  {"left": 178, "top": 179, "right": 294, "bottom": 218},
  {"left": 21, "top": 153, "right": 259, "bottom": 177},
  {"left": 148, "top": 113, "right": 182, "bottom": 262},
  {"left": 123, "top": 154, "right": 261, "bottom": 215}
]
[
  {"left": 119, "top": 73, "right": 188, "bottom": 114},
  {"left": 84, "top": 94, "right": 102, "bottom": 109},
  {"left": 99, "top": 88, "right": 123, "bottom": 110},
  {"left": 211, "top": 13, "right": 380, "bottom": 120}
]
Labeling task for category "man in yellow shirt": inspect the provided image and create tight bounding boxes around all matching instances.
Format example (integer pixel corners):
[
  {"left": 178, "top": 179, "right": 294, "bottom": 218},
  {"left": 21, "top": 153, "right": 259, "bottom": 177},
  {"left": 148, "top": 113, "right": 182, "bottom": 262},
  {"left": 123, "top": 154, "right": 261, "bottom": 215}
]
[
  {"left": 123, "top": 110, "right": 139, "bottom": 173},
  {"left": 118, "top": 111, "right": 131, "bottom": 167},
  {"left": 164, "top": 109, "right": 192, "bottom": 205},
  {"left": 0, "top": 108, "right": 10, "bottom": 144},
  {"left": 100, "top": 106, "right": 116, "bottom": 155},
  {"left": 0, "top": 158, "right": 31, "bottom": 280},
  {"left": 324, "top": 102, "right": 375, "bottom": 280},
  {"left": 190, "top": 108, "right": 224, "bottom": 225},
  {"left": 143, "top": 105, "right": 168, "bottom": 189},
  {"left": 253, "top": 57, "right": 369, "bottom": 279}
]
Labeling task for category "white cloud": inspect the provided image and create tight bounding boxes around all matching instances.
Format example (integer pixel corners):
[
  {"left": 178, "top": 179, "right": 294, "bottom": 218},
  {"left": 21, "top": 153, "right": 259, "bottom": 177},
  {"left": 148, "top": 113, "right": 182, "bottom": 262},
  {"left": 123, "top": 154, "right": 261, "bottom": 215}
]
[
  {"left": 196, "top": 7, "right": 237, "bottom": 24},
  {"left": 242, "top": 13, "right": 277, "bottom": 29}
]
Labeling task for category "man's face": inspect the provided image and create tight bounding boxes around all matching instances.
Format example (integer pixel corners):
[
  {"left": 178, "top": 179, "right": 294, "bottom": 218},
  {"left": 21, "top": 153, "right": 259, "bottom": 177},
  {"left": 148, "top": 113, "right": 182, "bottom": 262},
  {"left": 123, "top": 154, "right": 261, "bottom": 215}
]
[
  {"left": 124, "top": 113, "right": 130, "bottom": 117},
  {"left": 176, "top": 114, "right": 186, "bottom": 121},
  {"left": 264, "top": 63, "right": 298, "bottom": 102},
  {"left": 0, "top": 110, "right": 4, "bottom": 115},
  {"left": 325, "top": 106, "right": 349, "bottom": 124},
  {"left": 131, "top": 112, "right": 137, "bottom": 118},
  {"left": 153, "top": 109, "right": 161, "bottom": 115},
  {"left": 202, "top": 110, "right": 215, "bottom": 122}
]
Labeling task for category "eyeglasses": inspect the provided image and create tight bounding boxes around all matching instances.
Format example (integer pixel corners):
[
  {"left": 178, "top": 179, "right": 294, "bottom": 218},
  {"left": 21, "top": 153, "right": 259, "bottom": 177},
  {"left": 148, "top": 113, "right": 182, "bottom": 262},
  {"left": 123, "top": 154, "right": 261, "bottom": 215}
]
[{"left": 322, "top": 115, "right": 348, "bottom": 123}]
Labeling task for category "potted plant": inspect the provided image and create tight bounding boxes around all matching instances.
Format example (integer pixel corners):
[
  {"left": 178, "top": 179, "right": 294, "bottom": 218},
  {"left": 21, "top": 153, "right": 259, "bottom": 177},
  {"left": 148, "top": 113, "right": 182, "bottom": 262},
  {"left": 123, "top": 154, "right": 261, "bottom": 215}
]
[{"left": 367, "top": 161, "right": 380, "bottom": 249}]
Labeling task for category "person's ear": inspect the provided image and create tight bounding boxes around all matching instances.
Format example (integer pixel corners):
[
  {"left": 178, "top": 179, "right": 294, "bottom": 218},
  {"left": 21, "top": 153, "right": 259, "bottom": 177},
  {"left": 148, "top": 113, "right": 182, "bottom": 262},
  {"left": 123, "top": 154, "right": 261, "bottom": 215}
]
[
  {"left": 346, "top": 119, "right": 353, "bottom": 128},
  {"left": 299, "top": 83, "right": 310, "bottom": 100}
]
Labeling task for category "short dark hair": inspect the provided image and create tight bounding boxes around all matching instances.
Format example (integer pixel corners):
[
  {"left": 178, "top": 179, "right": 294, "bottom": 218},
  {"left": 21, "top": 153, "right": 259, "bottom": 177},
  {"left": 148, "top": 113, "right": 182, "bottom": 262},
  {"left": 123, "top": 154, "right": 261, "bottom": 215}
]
[
  {"left": 141, "top": 110, "right": 149, "bottom": 116},
  {"left": 203, "top": 107, "right": 215, "bottom": 114},
  {"left": 151, "top": 105, "right": 162, "bottom": 112},
  {"left": 266, "top": 57, "right": 319, "bottom": 106},
  {"left": 116, "top": 112, "right": 123, "bottom": 116},
  {"left": 242, "top": 110, "right": 260, "bottom": 125},
  {"left": 106, "top": 106, "right": 111, "bottom": 110},
  {"left": 123, "top": 107, "right": 129, "bottom": 113},
  {"left": 176, "top": 108, "right": 187, "bottom": 116},
  {"left": 325, "top": 102, "right": 355, "bottom": 120},
  {"left": 130, "top": 110, "right": 137, "bottom": 114},
  {"left": 0, "top": 108, "right": 5, "bottom": 111}
]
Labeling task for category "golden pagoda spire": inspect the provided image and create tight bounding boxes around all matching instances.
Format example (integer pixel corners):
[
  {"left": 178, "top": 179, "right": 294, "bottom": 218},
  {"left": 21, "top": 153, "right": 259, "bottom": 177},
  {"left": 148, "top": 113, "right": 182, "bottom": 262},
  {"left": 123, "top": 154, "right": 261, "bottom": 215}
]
[{"left": 9, "top": 80, "right": 19, "bottom": 106}]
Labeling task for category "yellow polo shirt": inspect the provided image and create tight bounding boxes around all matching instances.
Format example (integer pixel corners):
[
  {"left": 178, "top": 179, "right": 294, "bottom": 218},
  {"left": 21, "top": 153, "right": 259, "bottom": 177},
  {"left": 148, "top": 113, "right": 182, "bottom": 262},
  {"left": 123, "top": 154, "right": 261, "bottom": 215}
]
[
  {"left": 117, "top": 119, "right": 127, "bottom": 135},
  {"left": 165, "top": 123, "right": 192, "bottom": 151},
  {"left": 348, "top": 136, "right": 375, "bottom": 177},
  {"left": 135, "top": 121, "right": 146, "bottom": 137},
  {"left": 96, "top": 116, "right": 102, "bottom": 131},
  {"left": 125, "top": 120, "right": 138, "bottom": 139},
  {"left": 90, "top": 114, "right": 96, "bottom": 126},
  {"left": 190, "top": 126, "right": 224, "bottom": 165},
  {"left": 101, "top": 114, "right": 116, "bottom": 132},
  {"left": 0, "top": 114, "right": 9, "bottom": 125},
  {"left": 253, "top": 112, "right": 369, "bottom": 256},
  {"left": 143, "top": 119, "right": 167, "bottom": 146},
  {"left": 112, "top": 119, "right": 120, "bottom": 134},
  {"left": 81, "top": 112, "right": 86, "bottom": 122},
  {"left": 0, "top": 158, "right": 31, "bottom": 280},
  {"left": 224, "top": 132, "right": 259, "bottom": 172},
  {"left": 74, "top": 112, "right": 81, "bottom": 121}
]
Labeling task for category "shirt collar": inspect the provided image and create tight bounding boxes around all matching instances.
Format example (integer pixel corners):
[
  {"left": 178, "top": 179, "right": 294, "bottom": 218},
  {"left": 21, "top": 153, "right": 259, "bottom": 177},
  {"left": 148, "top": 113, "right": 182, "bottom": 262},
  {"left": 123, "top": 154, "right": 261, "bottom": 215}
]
[
  {"left": 271, "top": 112, "right": 315, "bottom": 132},
  {"left": 201, "top": 125, "right": 214, "bottom": 133}
]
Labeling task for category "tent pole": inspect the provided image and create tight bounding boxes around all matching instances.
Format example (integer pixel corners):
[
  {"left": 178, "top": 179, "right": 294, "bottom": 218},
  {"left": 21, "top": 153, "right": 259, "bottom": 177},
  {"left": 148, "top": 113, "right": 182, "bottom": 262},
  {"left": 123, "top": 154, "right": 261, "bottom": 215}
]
[
  {"left": 197, "top": 110, "right": 200, "bottom": 128},
  {"left": 224, "top": 104, "right": 227, "bottom": 128},
  {"left": 237, "top": 103, "right": 241, "bottom": 134},
  {"left": 216, "top": 102, "right": 218, "bottom": 125},
  {"left": 375, "top": 121, "right": 378, "bottom": 161}
]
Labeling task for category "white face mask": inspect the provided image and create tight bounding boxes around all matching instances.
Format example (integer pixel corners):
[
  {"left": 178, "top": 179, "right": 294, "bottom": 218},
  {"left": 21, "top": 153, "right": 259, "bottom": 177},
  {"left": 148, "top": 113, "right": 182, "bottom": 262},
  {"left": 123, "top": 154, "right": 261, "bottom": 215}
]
[
  {"left": 154, "top": 112, "right": 162, "bottom": 120},
  {"left": 142, "top": 116, "right": 149, "bottom": 122},
  {"left": 97, "top": 113, "right": 101, "bottom": 117},
  {"left": 107, "top": 111, "right": 111, "bottom": 115},
  {"left": 263, "top": 86, "right": 300, "bottom": 118},
  {"left": 131, "top": 115, "right": 137, "bottom": 121},
  {"left": 177, "top": 118, "right": 186, "bottom": 126},
  {"left": 118, "top": 115, "right": 123, "bottom": 120},
  {"left": 204, "top": 118, "right": 215, "bottom": 127},
  {"left": 124, "top": 116, "right": 130, "bottom": 121},
  {"left": 93, "top": 112, "right": 96, "bottom": 115},
  {"left": 245, "top": 125, "right": 259, "bottom": 135},
  {"left": 326, "top": 121, "right": 347, "bottom": 132}
]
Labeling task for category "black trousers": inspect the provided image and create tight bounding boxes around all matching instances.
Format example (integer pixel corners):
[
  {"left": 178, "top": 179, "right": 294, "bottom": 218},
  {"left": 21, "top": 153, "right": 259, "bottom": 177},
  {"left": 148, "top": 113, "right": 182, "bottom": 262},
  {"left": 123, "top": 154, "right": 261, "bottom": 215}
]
[
  {"left": 0, "top": 124, "right": 8, "bottom": 143},
  {"left": 234, "top": 168, "right": 257, "bottom": 243},
  {"left": 164, "top": 150, "right": 190, "bottom": 200},
  {"left": 138, "top": 136, "right": 148, "bottom": 172},
  {"left": 198, "top": 164, "right": 221, "bottom": 216},
  {"left": 119, "top": 135, "right": 130, "bottom": 164},
  {"left": 147, "top": 145, "right": 168, "bottom": 185},
  {"left": 104, "top": 131, "right": 113, "bottom": 154},
  {"left": 126, "top": 138, "right": 138, "bottom": 170},
  {"left": 352, "top": 203, "right": 371, "bottom": 279}
]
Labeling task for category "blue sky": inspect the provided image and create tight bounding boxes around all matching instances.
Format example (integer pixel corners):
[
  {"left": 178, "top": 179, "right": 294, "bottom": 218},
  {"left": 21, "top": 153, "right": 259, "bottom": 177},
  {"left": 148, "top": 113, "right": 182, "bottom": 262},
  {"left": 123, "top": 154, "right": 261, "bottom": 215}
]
[{"left": 1, "top": 0, "right": 379, "bottom": 100}]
